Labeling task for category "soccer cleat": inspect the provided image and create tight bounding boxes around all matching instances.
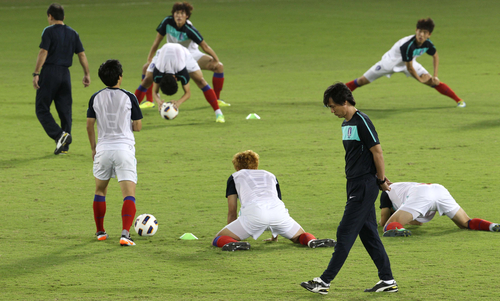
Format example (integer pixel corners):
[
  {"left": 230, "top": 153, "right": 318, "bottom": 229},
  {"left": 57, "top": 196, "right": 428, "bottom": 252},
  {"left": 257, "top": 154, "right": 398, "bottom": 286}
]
[
  {"left": 221, "top": 241, "right": 250, "bottom": 251},
  {"left": 139, "top": 101, "right": 155, "bottom": 109},
  {"left": 216, "top": 114, "right": 225, "bottom": 123},
  {"left": 364, "top": 280, "right": 398, "bottom": 292},
  {"left": 457, "top": 100, "right": 466, "bottom": 108},
  {"left": 96, "top": 231, "right": 108, "bottom": 241},
  {"left": 120, "top": 235, "right": 136, "bottom": 246},
  {"left": 54, "top": 132, "right": 72, "bottom": 155},
  {"left": 491, "top": 224, "right": 500, "bottom": 232},
  {"left": 217, "top": 99, "right": 231, "bottom": 107},
  {"left": 308, "top": 239, "right": 336, "bottom": 249},
  {"left": 300, "top": 277, "right": 330, "bottom": 295},
  {"left": 383, "top": 228, "right": 412, "bottom": 237}
]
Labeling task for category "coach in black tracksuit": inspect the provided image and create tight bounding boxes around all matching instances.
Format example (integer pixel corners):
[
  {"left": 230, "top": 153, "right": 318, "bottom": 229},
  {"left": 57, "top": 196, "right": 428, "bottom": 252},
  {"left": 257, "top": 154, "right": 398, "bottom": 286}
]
[
  {"left": 302, "top": 83, "right": 398, "bottom": 294},
  {"left": 33, "top": 3, "right": 90, "bottom": 154}
]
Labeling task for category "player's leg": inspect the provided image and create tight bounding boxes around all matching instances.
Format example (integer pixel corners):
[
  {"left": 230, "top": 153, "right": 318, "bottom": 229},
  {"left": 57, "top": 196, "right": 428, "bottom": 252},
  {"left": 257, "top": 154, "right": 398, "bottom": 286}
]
[
  {"left": 135, "top": 71, "right": 155, "bottom": 107},
  {"left": 466, "top": 215, "right": 500, "bottom": 232},
  {"left": 345, "top": 76, "right": 370, "bottom": 91},
  {"left": 278, "top": 213, "right": 335, "bottom": 248},
  {"left": 53, "top": 68, "right": 73, "bottom": 154},
  {"left": 197, "top": 54, "right": 227, "bottom": 105},
  {"left": 189, "top": 70, "right": 225, "bottom": 122},
  {"left": 346, "top": 60, "right": 389, "bottom": 92},
  {"left": 213, "top": 219, "right": 251, "bottom": 251},
  {"left": 383, "top": 210, "right": 413, "bottom": 237},
  {"left": 94, "top": 178, "right": 109, "bottom": 240}
]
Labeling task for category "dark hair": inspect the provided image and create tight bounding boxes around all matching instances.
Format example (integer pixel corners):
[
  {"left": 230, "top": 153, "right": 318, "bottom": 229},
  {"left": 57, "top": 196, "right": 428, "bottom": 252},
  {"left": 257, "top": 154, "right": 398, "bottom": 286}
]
[
  {"left": 416, "top": 18, "right": 435, "bottom": 33},
  {"left": 47, "top": 3, "right": 64, "bottom": 20},
  {"left": 98, "top": 60, "right": 123, "bottom": 87},
  {"left": 160, "top": 75, "right": 178, "bottom": 95},
  {"left": 323, "top": 82, "right": 356, "bottom": 106},
  {"left": 171, "top": 2, "right": 194, "bottom": 18}
]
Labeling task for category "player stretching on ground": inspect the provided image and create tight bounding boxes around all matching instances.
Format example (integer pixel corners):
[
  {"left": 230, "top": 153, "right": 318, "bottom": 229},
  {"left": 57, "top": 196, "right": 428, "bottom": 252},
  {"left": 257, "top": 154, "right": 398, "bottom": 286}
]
[
  {"left": 379, "top": 182, "right": 500, "bottom": 237},
  {"left": 136, "top": 1, "right": 229, "bottom": 108},
  {"left": 146, "top": 43, "right": 225, "bottom": 123},
  {"left": 87, "top": 60, "right": 143, "bottom": 246},
  {"left": 212, "top": 150, "right": 336, "bottom": 251},
  {"left": 345, "top": 18, "right": 466, "bottom": 108}
]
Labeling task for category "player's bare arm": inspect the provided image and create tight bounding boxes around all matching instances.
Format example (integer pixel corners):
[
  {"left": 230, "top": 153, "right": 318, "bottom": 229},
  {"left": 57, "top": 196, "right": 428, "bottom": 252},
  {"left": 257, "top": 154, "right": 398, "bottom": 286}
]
[
  {"left": 152, "top": 82, "right": 164, "bottom": 110},
  {"left": 370, "top": 144, "right": 390, "bottom": 191},
  {"left": 77, "top": 51, "right": 91, "bottom": 87},
  {"left": 132, "top": 119, "right": 142, "bottom": 132},
  {"left": 171, "top": 83, "right": 191, "bottom": 108},
  {"left": 379, "top": 207, "right": 393, "bottom": 227},
  {"left": 143, "top": 33, "right": 165, "bottom": 74},
  {"left": 226, "top": 194, "right": 238, "bottom": 224},
  {"left": 33, "top": 48, "right": 48, "bottom": 89},
  {"left": 86, "top": 117, "right": 97, "bottom": 160}
]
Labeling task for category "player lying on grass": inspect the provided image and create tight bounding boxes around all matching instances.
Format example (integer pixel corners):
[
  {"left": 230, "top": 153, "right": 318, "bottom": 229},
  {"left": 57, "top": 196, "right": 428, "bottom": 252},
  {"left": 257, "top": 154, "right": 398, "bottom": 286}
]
[
  {"left": 86, "top": 60, "right": 143, "bottom": 246},
  {"left": 212, "top": 150, "right": 336, "bottom": 251},
  {"left": 137, "top": 1, "right": 229, "bottom": 108},
  {"left": 345, "top": 18, "right": 466, "bottom": 108},
  {"left": 380, "top": 182, "right": 500, "bottom": 237},
  {"left": 135, "top": 43, "right": 225, "bottom": 123}
]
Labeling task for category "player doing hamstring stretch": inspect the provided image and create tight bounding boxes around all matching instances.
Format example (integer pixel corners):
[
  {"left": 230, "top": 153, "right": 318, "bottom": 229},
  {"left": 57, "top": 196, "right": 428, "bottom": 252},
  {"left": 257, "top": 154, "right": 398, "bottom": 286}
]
[
  {"left": 136, "top": 1, "right": 228, "bottom": 108},
  {"left": 212, "top": 150, "right": 336, "bottom": 251},
  {"left": 86, "top": 60, "right": 143, "bottom": 246},
  {"left": 379, "top": 182, "right": 500, "bottom": 237},
  {"left": 301, "top": 83, "right": 397, "bottom": 295},
  {"left": 345, "top": 18, "right": 465, "bottom": 108}
]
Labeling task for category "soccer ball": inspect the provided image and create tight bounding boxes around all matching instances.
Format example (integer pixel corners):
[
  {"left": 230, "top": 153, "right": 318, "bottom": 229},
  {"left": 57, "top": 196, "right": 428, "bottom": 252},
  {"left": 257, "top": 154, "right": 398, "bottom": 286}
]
[
  {"left": 134, "top": 214, "right": 158, "bottom": 236},
  {"left": 160, "top": 102, "right": 178, "bottom": 120}
]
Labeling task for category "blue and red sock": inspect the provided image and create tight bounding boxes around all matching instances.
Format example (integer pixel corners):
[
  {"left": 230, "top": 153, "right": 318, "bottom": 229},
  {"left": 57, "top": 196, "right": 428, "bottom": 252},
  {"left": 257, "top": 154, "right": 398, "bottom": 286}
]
[
  {"left": 384, "top": 222, "right": 405, "bottom": 232},
  {"left": 93, "top": 195, "right": 106, "bottom": 232},
  {"left": 468, "top": 218, "right": 493, "bottom": 231},
  {"left": 212, "top": 72, "right": 224, "bottom": 99},
  {"left": 202, "top": 85, "right": 220, "bottom": 111},
  {"left": 345, "top": 79, "right": 360, "bottom": 92},
  {"left": 122, "top": 196, "right": 136, "bottom": 232},
  {"left": 298, "top": 232, "right": 316, "bottom": 246},
  {"left": 212, "top": 235, "right": 238, "bottom": 247}
]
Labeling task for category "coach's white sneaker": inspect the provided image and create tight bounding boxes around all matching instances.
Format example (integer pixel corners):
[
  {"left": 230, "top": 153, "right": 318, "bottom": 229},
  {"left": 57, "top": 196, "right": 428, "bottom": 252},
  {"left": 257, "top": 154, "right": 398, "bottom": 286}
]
[{"left": 54, "top": 132, "right": 72, "bottom": 155}]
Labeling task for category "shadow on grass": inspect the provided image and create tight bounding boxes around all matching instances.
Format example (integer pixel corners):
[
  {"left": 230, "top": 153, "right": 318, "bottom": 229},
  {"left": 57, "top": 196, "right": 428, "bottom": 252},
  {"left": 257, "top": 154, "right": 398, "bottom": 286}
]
[
  {"left": 457, "top": 119, "right": 500, "bottom": 130},
  {"left": 0, "top": 153, "right": 60, "bottom": 169}
]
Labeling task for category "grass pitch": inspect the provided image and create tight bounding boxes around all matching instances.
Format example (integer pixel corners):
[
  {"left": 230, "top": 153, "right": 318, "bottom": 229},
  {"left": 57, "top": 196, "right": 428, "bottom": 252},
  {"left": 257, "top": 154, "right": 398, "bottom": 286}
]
[{"left": 1, "top": 0, "right": 500, "bottom": 300}]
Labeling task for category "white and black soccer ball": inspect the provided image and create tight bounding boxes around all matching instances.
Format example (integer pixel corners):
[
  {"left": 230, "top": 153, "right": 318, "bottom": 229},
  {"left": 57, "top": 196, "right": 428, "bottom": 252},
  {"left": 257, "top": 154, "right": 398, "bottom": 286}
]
[
  {"left": 160, "top": 102, "right": 178, "bottom": 120},
  {"left": 134, "top": 214, "right": 158, "bottom": 236}
]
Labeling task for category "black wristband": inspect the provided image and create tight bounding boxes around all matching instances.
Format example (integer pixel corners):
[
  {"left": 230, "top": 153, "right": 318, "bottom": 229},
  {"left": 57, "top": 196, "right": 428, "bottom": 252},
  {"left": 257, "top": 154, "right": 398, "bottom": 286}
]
[
  {"left": 32, "top": 73, "right": 40, "bottom": 77},
  {"left": 376, "top": 177, "right": 387, "bottom": 185}
]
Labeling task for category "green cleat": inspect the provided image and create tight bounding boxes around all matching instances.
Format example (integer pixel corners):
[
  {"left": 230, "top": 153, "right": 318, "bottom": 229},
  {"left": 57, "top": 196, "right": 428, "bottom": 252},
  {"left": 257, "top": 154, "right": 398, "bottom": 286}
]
[
  {"left": 218, "top": 100, "right": 231, "bottom": 107},
  {"left": 216, "top": 114, "right": 225, "bottom": 123}
]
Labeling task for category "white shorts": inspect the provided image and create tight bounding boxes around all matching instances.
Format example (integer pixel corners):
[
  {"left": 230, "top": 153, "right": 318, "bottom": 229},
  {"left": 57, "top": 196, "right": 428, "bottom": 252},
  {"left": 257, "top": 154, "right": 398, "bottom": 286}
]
[
  {"left": 221, "top": 203, "right": 302, "bottom": 240},
  {"left": 189, "top": 48, "right": 206, "bottom": 62},
  {"left": 147, "top": 49, "right": 200, "bottom": 74},
  {"left": 399, "top": 184, "right": 461, "bottom": 223},
  {"left": 93, "top": 149, "right": 137, "bottom": 183},
  {"left": 363, "top": 59, "right": 429, "bottom": 83}
]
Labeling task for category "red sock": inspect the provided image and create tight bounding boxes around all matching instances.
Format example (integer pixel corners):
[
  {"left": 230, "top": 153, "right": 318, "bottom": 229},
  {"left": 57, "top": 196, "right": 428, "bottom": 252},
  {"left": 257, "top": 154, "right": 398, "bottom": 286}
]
[
  {"left": 135, "top": 89, "right": 146, "bottom": 104},
  {"left": 385, "top": 222, "right": 405, "bottom": 232},
  {"left": 434, "top": 82, "right": 461, "bottom": 103},
  {"left": 93, "top": 195, "right": 106, "bottom": 232},
  {"left": 202, "top": 87, "right": 220, "bottom": 111},
  {"left": 298, "top": 232, "right": 316, "bottom": 246},
  {"left": 345, "top": 80, "right": 358, "bottom": 92},
  {"left": 213, "top": 235, "right": 238, "bottom": 247},
  {"left": 122, "top": 196, "right": 137, "bottom": 231},
  {"left": 146, "top": 85, "right": 153, "bottom": 102},
  {"left": 468, "top": 218, "right": 493, "bottom": 231},
  {"left": 212, "top": 73, "right": 224, "bottom": 99}
]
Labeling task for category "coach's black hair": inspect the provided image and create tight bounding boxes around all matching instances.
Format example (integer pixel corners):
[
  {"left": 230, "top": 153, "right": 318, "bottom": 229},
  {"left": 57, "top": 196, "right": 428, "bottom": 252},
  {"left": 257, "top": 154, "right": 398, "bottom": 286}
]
[
  {"left": 47, "top": 3, "right": 64, "bottom": 21},
  {"left": 323, "top": 82, "right": 356, "bottom": 106},
  {"left": 98, "top": 60, "right": 123, "bottom": 87},
  {"left": 160, "top": 75, "right": 179, "bottom": 96},
  {"left": 416, "top": 18, "right": 435, "bottom": 33}
]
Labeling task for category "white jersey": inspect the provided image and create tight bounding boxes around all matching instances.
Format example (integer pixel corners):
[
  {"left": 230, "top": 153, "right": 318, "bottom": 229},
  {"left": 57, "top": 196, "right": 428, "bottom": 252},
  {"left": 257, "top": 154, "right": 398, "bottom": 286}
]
[
  {"left": 87, "top": 87, "right": 142, "bottom": 152},
  {"left": 154, "top": 43, "right": 191, "bottom": 74},
  {"left": 231, "top": 169, "right": 284, "bottom": 209},
  {"left": 386, "top": 182, "right": 420, "bottom": 211}
]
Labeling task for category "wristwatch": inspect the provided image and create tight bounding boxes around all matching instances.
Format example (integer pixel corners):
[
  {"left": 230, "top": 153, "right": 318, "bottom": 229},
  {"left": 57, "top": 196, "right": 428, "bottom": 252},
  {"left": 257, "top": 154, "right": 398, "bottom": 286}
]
[
  {"left": 32, "top": 73, "right": 40, "bottom": 77},
  {"left": 376, "top": 177, "right": 387, "bottom": 185}
]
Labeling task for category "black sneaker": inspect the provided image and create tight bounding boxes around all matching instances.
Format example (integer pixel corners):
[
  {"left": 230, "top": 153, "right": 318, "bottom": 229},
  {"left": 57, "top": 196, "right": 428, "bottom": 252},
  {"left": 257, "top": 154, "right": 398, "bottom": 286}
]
[
  {"left": 300, "top": 277, "right": 330, "bottom": 295},
  {"left": 364, "top": 280, "right": 398, "bottom": 292},
  {"left": 221, "top": 242, "right": 250, "bottom": 251},
  {"left": 308, "top": 239, "right": 336, "bottom": 248},
  {"left": 491, "top": 224, "right": 500, "bottom": 232},
  {"left": 54, "top": 132, "right": 72, "bottom": 155},
  {"left": 383, "top": 228, "right": 411, "bottom": 237}
]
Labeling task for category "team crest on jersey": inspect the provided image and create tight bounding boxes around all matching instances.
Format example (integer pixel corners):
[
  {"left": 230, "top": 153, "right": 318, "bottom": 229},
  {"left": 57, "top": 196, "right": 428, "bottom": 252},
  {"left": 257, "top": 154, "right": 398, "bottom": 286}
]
[
  {"left": 347, "top": 127, "right": 353, "bottom": 138},
  {"left": 375, "top": 65, "right": 381, "bottom": 71},
  {"left": 413, "top": 48, "right": 428, "bottom": 57}
]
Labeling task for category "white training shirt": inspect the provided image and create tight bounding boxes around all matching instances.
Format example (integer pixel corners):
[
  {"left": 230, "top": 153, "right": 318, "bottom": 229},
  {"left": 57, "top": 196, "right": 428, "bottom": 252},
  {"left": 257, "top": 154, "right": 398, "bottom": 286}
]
[
  {"left": 87, "top": 87, "right": 142, "bottom": 152},
  {"left": 231, "top": 169, "right": 284, "bottom": 209},
  {"left": 154, "top": 43, "right": 190, "bottom": 74},
  {"left": 386, "top": 182, "right": 420, "bottom": 211}
]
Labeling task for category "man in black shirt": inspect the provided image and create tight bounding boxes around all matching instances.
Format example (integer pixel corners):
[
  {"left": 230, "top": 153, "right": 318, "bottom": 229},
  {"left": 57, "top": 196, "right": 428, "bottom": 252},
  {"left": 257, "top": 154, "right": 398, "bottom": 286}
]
[
  {"left": 33, "top": 3, "right": 90, "bottom": 154},
  {"left": 301, "top": 83, "right": 397, "bottom": 295}
]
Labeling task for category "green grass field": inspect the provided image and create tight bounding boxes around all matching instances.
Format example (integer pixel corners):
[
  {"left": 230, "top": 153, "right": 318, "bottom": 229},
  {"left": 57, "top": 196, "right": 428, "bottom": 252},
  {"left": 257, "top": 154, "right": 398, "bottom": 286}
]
[{"left": 1, "top": 0, "right": 500, "bottom": 299}]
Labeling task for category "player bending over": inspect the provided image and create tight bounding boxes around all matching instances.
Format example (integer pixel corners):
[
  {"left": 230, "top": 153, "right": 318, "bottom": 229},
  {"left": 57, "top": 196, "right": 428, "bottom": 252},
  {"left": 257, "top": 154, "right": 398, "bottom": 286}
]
[
  {"left": 380, "top": 182, "right": 500, "bottom": 237},
  {"left": 345, "top": 18, "right": 466, "bottom": 108},
  {"left": 212, "top": 150, "right": 336, "bottom": 251},
  {"left": 86, "top": 60, "right": 143, "bottom": 246},
  {"left": 136, "top": 1, "right": 229, "bottom": 108}
]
